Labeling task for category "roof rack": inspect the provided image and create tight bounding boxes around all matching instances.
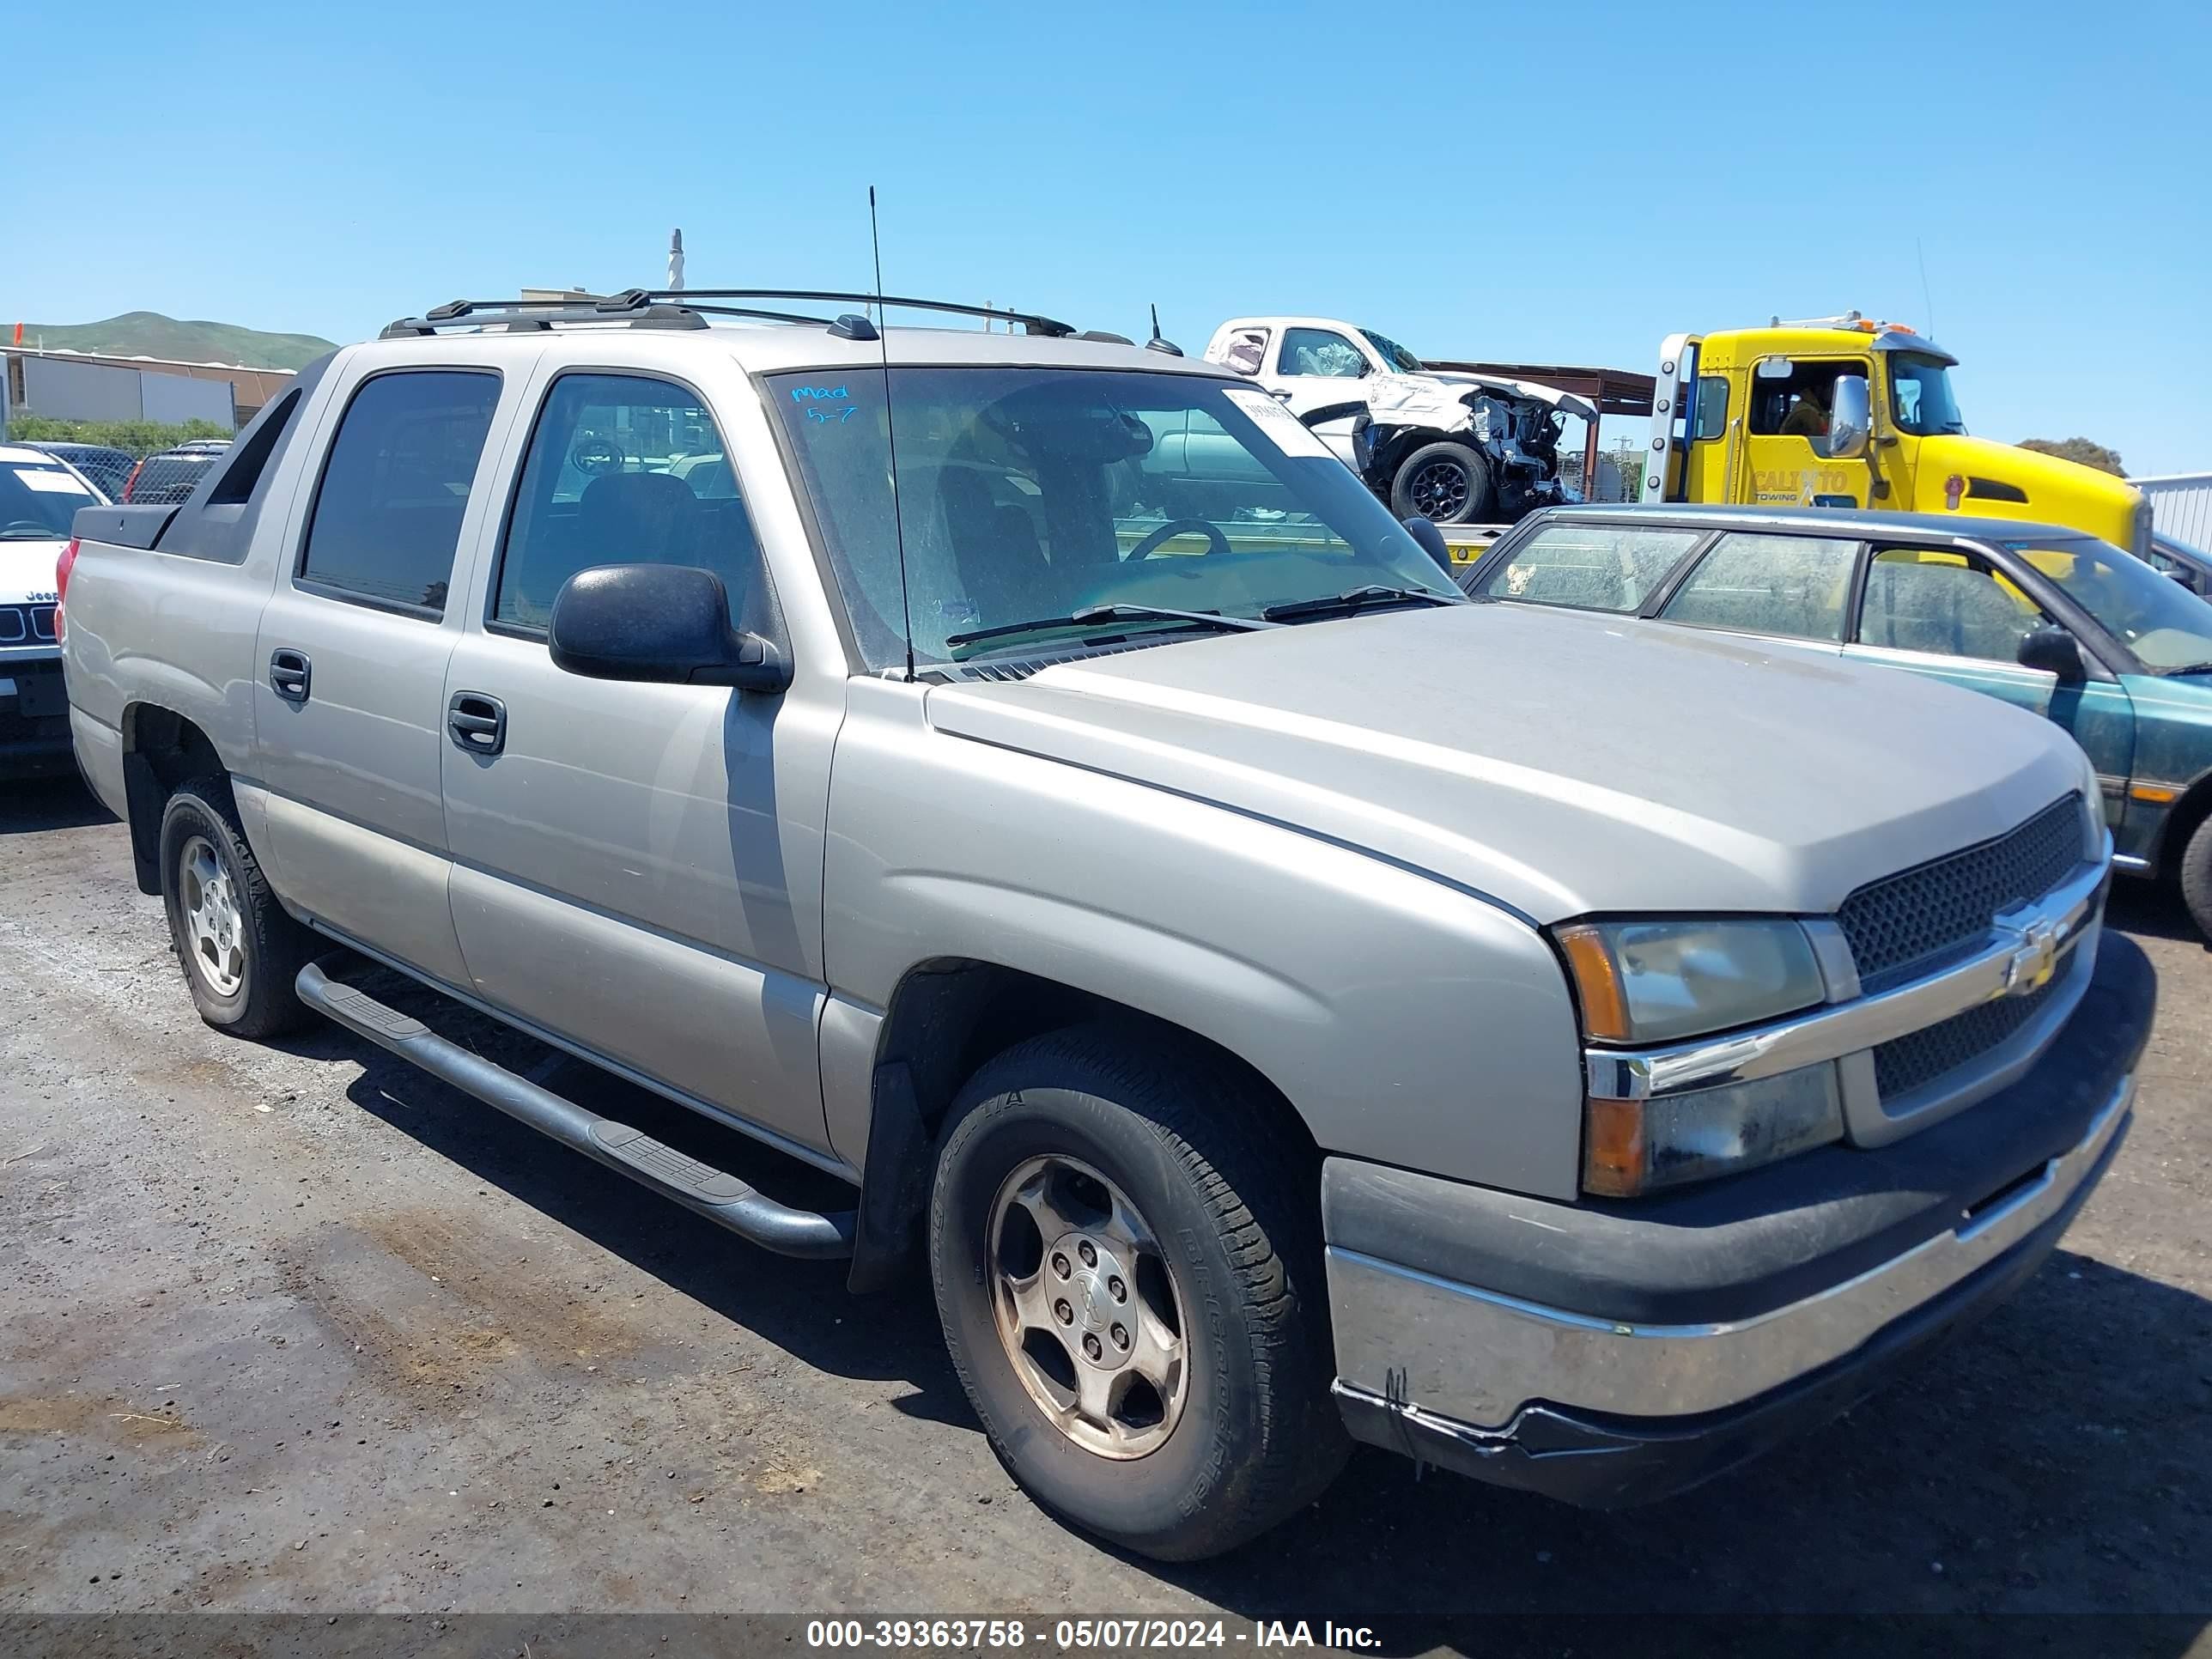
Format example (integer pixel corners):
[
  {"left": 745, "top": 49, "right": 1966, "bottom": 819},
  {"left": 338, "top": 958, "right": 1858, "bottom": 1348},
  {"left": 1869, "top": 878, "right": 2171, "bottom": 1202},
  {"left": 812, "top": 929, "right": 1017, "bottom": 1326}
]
[{"left": 380, "top": 288, "right": 1078, "bottom": 341}]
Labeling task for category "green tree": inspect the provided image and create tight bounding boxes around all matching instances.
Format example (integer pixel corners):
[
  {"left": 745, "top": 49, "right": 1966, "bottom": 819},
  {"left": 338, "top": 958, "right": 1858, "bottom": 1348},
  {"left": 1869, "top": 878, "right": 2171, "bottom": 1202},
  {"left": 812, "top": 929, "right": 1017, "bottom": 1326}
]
[{"left": 2019, "top": 436, "right": 2125, "bottom": 477}]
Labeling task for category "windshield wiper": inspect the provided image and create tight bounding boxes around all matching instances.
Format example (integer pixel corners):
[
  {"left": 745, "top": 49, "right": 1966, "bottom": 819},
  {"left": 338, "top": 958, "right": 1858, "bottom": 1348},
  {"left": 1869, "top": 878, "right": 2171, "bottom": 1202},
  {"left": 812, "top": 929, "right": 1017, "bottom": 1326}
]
[
  {"left": 944, "top": 603, "right": 1274, "bottom": 652},
  {"left": 2159, "top": 661, "right": 2212, "bottom": 678},
  {"left": 1261, "top": 584, "right": 1459, "bottom": 623}
]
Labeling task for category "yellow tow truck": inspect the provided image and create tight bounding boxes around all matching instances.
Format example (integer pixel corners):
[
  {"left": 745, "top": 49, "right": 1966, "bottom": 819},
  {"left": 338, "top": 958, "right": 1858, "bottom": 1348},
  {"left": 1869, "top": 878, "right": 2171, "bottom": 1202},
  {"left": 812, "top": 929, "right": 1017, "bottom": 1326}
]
[{"left": 1639, "top": 314, "right": 2150, "bottom": 556}]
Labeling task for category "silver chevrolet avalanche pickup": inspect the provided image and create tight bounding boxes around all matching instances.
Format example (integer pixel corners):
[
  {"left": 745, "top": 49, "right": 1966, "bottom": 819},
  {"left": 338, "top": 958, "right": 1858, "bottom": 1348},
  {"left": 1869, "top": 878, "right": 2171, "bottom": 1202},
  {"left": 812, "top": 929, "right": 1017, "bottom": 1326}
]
[{"left": 58, "top": 289, "right": 2154, "bottom": 1560}]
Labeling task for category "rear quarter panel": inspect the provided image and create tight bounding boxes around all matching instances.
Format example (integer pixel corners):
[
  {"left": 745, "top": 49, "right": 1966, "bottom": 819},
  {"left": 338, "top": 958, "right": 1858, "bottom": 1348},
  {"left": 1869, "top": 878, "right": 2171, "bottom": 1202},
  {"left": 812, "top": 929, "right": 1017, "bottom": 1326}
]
[{"left": 64, "top": 361, "right": 343, "bottom": 807}]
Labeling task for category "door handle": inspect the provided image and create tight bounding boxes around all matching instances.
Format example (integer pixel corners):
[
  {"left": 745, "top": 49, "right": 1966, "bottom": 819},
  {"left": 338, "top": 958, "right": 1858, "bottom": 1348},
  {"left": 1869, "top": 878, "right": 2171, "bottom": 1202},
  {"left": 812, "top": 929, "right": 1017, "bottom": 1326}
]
[
  {"left": 269, "top": 648, "right": 312, "bottom": 704},
  {"left": 447, "top": 691, "right": 507, "bottom": 756}
]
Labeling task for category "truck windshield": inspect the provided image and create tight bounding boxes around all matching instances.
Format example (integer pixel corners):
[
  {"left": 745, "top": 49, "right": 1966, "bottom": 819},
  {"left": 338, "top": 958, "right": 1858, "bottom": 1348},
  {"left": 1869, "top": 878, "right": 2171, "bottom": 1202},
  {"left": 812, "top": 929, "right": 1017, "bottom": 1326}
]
[
  {"left": 0, "top": 459, "right": 97, "bottom": 538},
  {"left": 1358, "top": 330, "right": 1425, "bottom": 374},
  {"left": 1888, "top": 353, "right": 1966, "bottom": 435},
  {"left": 770, "top": 366, "right": 1456, "bottom": 668},
  {"left": 2013, "top": 539, "right": 2212, "bottom": 672}
]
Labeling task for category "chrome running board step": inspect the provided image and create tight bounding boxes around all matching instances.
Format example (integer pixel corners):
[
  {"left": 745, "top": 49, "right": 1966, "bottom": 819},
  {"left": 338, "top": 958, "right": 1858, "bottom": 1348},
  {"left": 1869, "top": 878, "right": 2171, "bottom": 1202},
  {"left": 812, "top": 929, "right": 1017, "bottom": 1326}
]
[{"left": 296, "top": 961, "right": 854, "bottom": 1260}]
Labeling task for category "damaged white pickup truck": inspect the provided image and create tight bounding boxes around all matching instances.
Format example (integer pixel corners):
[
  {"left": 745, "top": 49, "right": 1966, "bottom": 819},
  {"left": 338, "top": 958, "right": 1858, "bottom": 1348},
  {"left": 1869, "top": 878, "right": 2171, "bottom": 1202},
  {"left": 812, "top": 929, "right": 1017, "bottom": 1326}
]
[{"left": 1201, "top": 316, "right": 1595, "bottom": 524}]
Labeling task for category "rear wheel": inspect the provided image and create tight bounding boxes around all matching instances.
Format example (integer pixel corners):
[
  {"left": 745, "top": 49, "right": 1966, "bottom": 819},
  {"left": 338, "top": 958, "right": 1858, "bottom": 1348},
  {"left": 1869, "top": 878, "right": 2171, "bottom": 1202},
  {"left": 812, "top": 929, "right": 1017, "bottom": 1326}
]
[
  {"left": 2179, "top": 812, "right": 2212, "bottom": 942},
  {"left": 1390, "top": 441, "right": 1494, "bottom": 525},
  {"left": 928, "top": 1024, "right": 1346, "bottom": 1561},
  {"left": 159, "top": 777, "right": 313, "bottom": 1038}
]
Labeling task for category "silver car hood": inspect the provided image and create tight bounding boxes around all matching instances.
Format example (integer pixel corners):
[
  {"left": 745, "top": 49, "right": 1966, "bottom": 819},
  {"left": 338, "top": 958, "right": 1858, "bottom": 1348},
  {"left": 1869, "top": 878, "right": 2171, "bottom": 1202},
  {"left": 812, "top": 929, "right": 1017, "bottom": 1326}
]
[{"left": 923, "top": 604, "right": 2087, "bottom": 924}]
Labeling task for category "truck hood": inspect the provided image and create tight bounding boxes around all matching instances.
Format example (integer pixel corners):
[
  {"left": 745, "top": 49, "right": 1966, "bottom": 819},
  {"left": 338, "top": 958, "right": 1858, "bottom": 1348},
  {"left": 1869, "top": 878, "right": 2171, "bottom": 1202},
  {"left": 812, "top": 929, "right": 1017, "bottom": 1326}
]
[
  {"left": 1905, "top": 434, "right": 2142, "bottom": 549},
  {"left": 1363, "top": 372, "right": 1597, "bottom": 431},
  {"left": 1426, "top": 370, "right": 1600, "bottom": 424},
  {"left": 924, "top": 604, "right": 2088, "bottom": 923},
  {"left": 0, "top": 535, "right": 66, "bottom": 606}
]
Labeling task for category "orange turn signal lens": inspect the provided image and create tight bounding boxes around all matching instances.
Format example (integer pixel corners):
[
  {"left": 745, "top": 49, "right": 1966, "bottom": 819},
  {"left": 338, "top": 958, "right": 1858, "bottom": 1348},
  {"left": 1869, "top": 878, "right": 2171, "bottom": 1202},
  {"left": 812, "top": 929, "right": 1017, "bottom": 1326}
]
[
  {"left": 1556, "top": 924, "right": 1631, "bottom": 1042},
  {"left": 2130, "top": 782, "right": 2180, "bottom": 805},
  {"left": 1582, "top": 1097, "right": 1647, "bottom": 1197}
]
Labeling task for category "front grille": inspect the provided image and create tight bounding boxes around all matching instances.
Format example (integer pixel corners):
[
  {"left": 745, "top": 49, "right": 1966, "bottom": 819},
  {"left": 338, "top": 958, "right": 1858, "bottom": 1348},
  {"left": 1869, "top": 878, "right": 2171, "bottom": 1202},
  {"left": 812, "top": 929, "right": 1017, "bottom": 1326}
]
[
  {"left": 1872, "top": 951, "right": 2075, "bottom": 1100},
  {"left": 0, "top": 605, "right": 57, "bottom": 644},
  {"left": 1838, "top": 794, "right": 2084, "bottom": 988}
]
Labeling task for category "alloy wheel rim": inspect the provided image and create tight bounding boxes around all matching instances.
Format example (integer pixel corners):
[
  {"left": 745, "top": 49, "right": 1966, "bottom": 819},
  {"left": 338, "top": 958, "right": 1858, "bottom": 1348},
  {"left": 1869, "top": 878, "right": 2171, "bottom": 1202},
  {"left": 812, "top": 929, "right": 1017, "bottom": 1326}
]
[
  {"left": 1412, "top": 459, "right": 1470, "bottom": 518},
  {"left": 987, "top": 1153, "right": 1189, "bottom": 1460},
  {"left": 179, "top": 835, "right": 246, "bottom": 998}
]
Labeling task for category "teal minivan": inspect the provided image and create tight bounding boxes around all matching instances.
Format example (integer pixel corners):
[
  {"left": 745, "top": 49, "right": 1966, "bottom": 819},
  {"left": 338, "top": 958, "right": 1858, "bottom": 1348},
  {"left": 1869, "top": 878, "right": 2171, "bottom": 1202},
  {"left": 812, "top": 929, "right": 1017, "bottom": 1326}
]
[{"left": 1466, "top": 505, "right": 2212, "bottom": 938}]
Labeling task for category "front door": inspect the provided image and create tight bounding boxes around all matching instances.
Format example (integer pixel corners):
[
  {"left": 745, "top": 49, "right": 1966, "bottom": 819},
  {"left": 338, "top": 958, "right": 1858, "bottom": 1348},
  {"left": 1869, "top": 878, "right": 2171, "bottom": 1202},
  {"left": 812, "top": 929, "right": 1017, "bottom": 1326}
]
[
  {"left": 252, "top": 363, "right": 513, "bottom": 985},
  {"left": 1844, "top": 544, "right": 2136, "bottom": 830},
  {"left": 438, "top": 367, "right": 832, "bottom": 1158},
  {"left": 1267, "top": 325, "right": 1374, "bottom": 464},
  {"left": 1739, "top": 355, "right": 1874, "bottom": 509}
]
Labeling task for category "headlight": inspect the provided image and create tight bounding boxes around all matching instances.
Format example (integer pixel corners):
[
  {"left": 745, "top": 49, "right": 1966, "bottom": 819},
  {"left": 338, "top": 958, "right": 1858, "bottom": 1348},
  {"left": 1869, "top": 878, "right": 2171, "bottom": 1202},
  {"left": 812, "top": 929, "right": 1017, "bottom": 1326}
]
[
  {"left": 1554, "top": 919, "right": 1826, "bottom": 1044},
  {"left": 1584, "top": 1065, "right": 1844, "bottom": 1197},
  {"left": 1557, "top": 917, "right": 1841, "bottom": 1197}
]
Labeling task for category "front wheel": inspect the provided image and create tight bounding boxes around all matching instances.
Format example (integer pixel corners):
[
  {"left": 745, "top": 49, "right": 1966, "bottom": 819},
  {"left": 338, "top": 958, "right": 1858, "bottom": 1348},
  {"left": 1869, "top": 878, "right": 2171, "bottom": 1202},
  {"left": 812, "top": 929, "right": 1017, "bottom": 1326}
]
[
  {"left": 928, "top": 1025, "right": 1347, "bottom": 1561},
  {"left": 1389, "top": 441, "right": 1494, "bottom": 525},
  {"left": 2178, "top": 812, "right": 2212, "bottom": 942}
]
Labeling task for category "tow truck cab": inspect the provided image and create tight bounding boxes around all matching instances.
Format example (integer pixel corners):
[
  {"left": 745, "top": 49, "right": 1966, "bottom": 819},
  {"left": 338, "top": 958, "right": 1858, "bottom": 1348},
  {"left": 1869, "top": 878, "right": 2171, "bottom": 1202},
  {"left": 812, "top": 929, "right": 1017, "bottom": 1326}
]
[{"left": 1643, "top": 316, "right": 2149, "bottom": 556}]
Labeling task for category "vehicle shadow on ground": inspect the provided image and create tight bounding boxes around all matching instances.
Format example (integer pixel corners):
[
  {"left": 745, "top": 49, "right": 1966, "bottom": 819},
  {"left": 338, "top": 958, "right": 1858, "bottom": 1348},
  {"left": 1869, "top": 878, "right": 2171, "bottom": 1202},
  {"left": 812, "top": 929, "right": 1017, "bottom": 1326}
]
[
  {"left": 0, "top": 775, "right": 116, "bottom": 834},
  {"left": 2106, "top": 879, "right": 2208, "bottom": 949},
  {"left": 289, "top": 964, "right": 968, "bottom": 1416}
]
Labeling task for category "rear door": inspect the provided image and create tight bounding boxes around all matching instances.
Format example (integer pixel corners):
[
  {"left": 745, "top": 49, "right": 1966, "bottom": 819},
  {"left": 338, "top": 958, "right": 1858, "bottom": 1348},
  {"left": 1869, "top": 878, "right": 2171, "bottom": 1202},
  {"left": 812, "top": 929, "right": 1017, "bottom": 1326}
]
[
  {"left": 252, "top": 356, "right": 521, "bottom": 984},
  {"left": 1845, "top": 543, "right": 2136, "bottom": 827},
  {"left": 1651, "top": 529, "right": 1861, "bottom": 660},
  {"left": 438, "top": 363, "right": 832, "bottom": 1159}
]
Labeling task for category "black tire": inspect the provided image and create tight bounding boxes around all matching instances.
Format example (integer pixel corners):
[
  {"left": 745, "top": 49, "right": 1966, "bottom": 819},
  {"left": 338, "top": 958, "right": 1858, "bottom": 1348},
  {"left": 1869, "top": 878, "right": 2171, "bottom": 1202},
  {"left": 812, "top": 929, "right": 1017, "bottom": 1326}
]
[
  {"left": 1389, "top": 440, "right": 1494, "bottom": 525},
  {"left": 158, "top": 775, "right": 313, "bottom": 1039},
  {"left": 928, "top": 1023, "right": 1347, "bottom": 1561},
  {"left": 2179, "top": 812, "right": 2212, "bottom": 943}
]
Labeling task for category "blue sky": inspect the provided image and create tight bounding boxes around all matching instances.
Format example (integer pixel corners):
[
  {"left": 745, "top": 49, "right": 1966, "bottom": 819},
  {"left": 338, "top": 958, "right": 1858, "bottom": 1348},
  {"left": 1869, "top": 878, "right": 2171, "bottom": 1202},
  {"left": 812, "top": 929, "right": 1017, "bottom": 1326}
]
[{"left": 11, "top": 0, "right": 2209, "bottom": 474}]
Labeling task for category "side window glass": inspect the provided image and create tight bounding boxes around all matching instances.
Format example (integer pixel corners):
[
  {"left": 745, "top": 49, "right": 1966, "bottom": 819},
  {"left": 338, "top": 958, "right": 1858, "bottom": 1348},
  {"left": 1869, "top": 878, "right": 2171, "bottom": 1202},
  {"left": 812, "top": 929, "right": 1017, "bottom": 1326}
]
[
  {"left": 298, "top": 371, "right": 501, "bottom": 616},
  {"left": 1477, "top": 525, "right": 1704, "bottom": 612},
  {"left": 1857, "top": 548, "right": 2051, "bottom": 662},
  {"left": 1276, "top": 328, "right": 1367, "bottom": 378},
  {"left": 1220, "top": 328, "right": 1269, "bottom": 376},
  {"left": 1692, "top": 375, "right": 1729, "bottom": 441},
  {"left": 496, "top": 374, "right": 769, "bottom": 635},
  {"left": 1660, "top": 532, "right": 1857, "bottom": 641},
  {"left": 1747, "top": 359, "right": 1870, "bottom": 441}
]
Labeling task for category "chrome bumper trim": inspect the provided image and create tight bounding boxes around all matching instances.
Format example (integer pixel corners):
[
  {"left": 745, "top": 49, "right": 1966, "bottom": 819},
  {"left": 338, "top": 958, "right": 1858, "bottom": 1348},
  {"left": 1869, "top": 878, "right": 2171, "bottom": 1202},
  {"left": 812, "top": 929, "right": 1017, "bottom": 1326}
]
[
  {"left": 1584, "top": 854, "right": 2109, "bottom": 1103},
  {"left": 1326, "top": 1074, "right": 2130, "bottom": 1428}
]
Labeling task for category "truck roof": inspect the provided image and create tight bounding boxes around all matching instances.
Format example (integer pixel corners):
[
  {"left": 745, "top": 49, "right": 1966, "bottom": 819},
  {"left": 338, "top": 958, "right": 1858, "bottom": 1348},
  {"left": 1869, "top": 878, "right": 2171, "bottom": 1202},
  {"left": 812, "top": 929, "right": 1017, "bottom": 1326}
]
[
  {"left": 365, "top": 290, "right": 1232, "bottom": 379},
  {"left": 1532, "top": 502, "right": 2100, "bottom": 547}
]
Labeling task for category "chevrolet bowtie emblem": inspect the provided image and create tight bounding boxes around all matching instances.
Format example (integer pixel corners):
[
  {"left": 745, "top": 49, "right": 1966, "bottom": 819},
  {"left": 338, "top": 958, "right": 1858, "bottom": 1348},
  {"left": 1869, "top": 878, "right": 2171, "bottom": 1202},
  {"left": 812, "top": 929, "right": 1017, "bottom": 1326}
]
[{"left": 1996, "top": 916, "right": 2060, "bottom": 999}]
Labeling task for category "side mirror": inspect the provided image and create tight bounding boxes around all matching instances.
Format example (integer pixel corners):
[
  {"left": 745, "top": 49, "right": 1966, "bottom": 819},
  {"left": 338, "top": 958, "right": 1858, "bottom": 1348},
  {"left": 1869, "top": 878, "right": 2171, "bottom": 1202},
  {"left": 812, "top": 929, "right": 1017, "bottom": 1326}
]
[
  {"left": 2016, "top": 625, "right": 2087, "bottom": 683},
  {"left": 1401, "top": 515, "right": 1454, "bottom": 574},
  {"left": 549, "top": 563, "right": 791, "bottom": 693},
  {"left": 1825, "top": 375, "right": 1870, "bottom": 459}
]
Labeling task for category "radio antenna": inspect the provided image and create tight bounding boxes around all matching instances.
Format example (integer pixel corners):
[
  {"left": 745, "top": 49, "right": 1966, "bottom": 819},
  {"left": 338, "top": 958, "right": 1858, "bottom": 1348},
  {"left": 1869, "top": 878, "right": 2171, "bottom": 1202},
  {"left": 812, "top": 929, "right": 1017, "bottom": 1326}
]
[{"left": 870, "top": 186, "right": 917, "bottom": 683}]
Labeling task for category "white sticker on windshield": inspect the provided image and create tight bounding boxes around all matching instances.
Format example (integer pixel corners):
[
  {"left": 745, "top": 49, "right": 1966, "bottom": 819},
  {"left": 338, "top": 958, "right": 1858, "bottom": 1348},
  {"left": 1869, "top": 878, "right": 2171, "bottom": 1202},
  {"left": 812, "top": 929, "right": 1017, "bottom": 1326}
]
[
  {"left": 14, "top": 467, "right": 91, "bottom": 495},
  {"left": 1222, "top": 388, "right": 1340, "bottom": 461}
]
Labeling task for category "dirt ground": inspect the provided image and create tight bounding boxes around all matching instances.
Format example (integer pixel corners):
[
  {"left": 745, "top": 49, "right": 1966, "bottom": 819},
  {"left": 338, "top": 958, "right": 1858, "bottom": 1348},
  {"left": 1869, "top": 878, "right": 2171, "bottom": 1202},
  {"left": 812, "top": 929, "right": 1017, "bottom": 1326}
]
[{"left": 2, "top": 775, "right": 2208, "bottom": 1641}]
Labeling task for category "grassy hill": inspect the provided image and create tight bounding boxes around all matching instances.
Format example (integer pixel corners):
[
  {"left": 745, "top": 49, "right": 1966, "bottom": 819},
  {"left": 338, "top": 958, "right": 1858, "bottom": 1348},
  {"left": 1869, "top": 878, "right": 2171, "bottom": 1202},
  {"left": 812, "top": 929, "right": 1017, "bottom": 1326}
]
[{"left": 15, "top": 311, "right": 336, "bottom": 371}]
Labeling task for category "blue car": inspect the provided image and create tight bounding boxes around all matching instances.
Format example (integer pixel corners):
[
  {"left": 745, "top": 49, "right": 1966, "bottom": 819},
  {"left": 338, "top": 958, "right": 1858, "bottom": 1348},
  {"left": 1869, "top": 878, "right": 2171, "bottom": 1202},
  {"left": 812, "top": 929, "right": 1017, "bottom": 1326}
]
[{"left": 1465, "top": 505, "right": 2212, "bottom": 938}]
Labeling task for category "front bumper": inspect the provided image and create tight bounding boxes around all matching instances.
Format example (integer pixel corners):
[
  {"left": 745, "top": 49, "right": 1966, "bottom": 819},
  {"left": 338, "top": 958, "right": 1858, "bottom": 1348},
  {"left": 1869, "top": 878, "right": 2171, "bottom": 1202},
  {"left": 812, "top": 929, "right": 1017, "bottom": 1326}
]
[
  {"left": 0, "top": 655, "right": 73, "bottom": 775},
  {"left": 1324, "top": 930, "right": 2155, "bottom": 1506}
]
